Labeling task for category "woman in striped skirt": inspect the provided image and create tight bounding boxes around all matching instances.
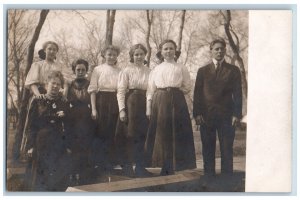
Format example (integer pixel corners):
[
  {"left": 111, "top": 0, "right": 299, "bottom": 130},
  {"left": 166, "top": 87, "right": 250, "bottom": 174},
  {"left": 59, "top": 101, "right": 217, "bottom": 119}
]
[{"left": 145, "top": 39, "right": 197, "bottom": 176}]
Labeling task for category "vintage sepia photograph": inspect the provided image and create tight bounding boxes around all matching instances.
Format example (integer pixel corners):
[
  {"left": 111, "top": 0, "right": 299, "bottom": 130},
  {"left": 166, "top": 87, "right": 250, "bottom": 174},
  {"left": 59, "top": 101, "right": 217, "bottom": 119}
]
[
  {"left": 5, "top": 9, "right": 249, "bottom": 192},
  {"left": 4, "top": 5, "right": 294, "bottom": 195}
]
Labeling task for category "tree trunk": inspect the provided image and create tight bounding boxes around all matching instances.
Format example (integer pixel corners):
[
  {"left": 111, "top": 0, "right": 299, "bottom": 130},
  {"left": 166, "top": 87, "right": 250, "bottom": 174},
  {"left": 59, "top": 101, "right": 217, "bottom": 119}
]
[
  {"left": 177, "top": 10, "right": 186, "bottom": 52},
  {"left": 24, "top": 10, "right": 49, "bottom": 76},
  {"left": 224, "top": 10, "right": 248, "bottom": 98},
  {"left": 174, "top": 10, "right": 186, "bottom": 62},
  {"left": 12, "top": 9, "right": 49, "bottom": 161},
  {"left": 105, "top": 10, "right": 110, "bottom": 44},
  {"left": 105, "top": 10, "right": 116, "bottom": 46},
  {"left": 146, "top": 10, "right": 153, "bottom": 67}
]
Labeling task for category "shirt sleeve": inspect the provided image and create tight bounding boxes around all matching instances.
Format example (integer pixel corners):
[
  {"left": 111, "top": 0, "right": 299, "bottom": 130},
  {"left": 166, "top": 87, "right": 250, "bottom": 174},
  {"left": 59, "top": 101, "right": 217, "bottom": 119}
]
[
  {"left": 232, "top": 67, "right": 243, "bottom": 119},
  {"left": 24, "top": 62, "right": 40, "bottom": 88},
  {"left": 88, "top": 67, "right": 99, "bottom": 94},
  {"left": 117, "top": 69, "right": 129, "bottom": 111},
  {"left": 146, "top": 69, "right": 157, "bottom": 101},
  {"left": 193, "top": 67, "right": 204, "bottom": 118},
  {"left": 180, "top": 64, "right": 192, "bottom": 94}
]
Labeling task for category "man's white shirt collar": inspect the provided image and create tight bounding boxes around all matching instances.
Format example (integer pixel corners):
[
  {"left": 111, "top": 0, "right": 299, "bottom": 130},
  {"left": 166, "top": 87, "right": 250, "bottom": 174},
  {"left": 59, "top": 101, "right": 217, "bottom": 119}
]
[{"left": 212, "top": 58, "right": 225, "bottom": 69}]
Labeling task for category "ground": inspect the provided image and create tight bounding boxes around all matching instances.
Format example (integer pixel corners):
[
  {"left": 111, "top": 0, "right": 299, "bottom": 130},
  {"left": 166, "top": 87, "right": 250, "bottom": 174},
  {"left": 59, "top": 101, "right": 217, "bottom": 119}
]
[{"left": 6, "top": 123, "right": 246, "bottom": 192}]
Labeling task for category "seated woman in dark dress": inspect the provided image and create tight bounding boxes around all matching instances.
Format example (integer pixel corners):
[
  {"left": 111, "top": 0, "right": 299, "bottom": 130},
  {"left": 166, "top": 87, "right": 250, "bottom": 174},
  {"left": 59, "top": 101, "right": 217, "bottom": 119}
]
[
  {"left": 66, "top": 59, "right": 95, "bottom": 185},
  {"left": 26, "top": 70, "right": 71, "bottom": 191}
]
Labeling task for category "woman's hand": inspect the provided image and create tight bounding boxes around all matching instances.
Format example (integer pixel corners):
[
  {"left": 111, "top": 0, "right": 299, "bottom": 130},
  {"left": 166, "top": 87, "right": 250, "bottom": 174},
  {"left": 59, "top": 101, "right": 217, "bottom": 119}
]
[
  {"left": 27, "top": 148, "right": 34, "bottom": 158},
  {"left": 119, "top": 110, "right": 127, "bottom": 122},
  {"left": 35, "top": 94, "right": 46, "bottom": 99},
  {"left": 146, "top": 100, "right": 152, "bottom": 120},
  {"left": 232, "top": 116, "right": 240, "bottom": 127},
  {"left": 91, "top": 109, "right": 98, "bottom": 120},
  {"left": 66, "top": 148, "right": 72, "bottom": 154},
  {"left": 57, "top": 111, "right": 65, "bottom": 117},
  {"left": 195, "top": 115, "right": 205, "bottom": 125}
]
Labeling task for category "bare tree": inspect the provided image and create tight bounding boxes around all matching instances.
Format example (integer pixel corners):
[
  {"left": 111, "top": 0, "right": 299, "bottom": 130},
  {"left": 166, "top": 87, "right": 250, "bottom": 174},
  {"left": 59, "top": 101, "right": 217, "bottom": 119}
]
[
  {"left": 177, "top": 10, "right": 186, "bottom": 53},
  {"left": 54, "top": 29, "right": 72, "bottom": 68},
  {"left": 222, "top": 10, "right": 248, "bottom": 97},
  {"left": 7, "top": 10, "right": 33, "bottom": 117},
  {"left": 72, "top": 11, "right": 105, "bottom": 67},
  {"left": 151, "top": 11, "right": 179, "bottom": 49},
  {"left": 84, "top": 20, "right": 105, "bottom": 66},
  {"left": 145, "top": 10, "right": 154, "bottom": 67},
  {"left": 105, "top": 10, "right": 116, "bottom": 46},
  {"left": 13, "top": 9, "right": 49, "bottom": 161}
]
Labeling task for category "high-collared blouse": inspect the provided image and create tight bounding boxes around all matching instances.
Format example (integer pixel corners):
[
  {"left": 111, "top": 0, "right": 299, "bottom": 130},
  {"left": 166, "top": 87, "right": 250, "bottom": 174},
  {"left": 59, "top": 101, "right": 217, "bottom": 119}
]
[
  {"left": 117, "top": 64, "right": 150, "bottom": 111},
  {"left": 24, "top": 60, "right": 62, "bottom": 88},
  {"left": 87, "top": 63, "right": 121, "bottom": 94},
  {"left": 146, "top": 61, "right": 192, "bottom": 101}
]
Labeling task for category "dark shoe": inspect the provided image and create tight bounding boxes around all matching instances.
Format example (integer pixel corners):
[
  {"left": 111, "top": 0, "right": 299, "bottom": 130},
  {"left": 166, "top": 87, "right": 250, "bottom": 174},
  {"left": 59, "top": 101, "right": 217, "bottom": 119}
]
[
  {"left": 204, "top": 172, "right": 216, "bottom": 177},
  {"left": 220, "top": 172, "right": 234, "bottom": 179},
  {"left": 75, "top": 174, "right": 80, "bottom": 185},
  {"left": 202, "top": 173, "right": 216, "bottom": 181},
  {"left": 135, "top": 167, "right": 153, "bottom": 177},
  {"left": 159, "top": 169, "right": 175, "bottom": 176},
  {"left": 122, "top": 165, "right": 135, "bottom": 177}
]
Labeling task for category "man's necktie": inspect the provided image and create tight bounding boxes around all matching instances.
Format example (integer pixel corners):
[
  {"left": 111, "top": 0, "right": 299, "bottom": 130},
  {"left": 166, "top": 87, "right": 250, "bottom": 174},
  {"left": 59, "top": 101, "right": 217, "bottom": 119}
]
[{"left": 215, "top": 61, "right": 220, "bottom": 75}]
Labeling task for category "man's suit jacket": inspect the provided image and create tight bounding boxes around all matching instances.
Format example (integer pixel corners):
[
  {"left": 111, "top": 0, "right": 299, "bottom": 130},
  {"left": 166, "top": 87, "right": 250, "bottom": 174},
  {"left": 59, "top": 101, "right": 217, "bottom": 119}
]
[{"left": 193, "top": 61, "right": 242, "bottom": 123}]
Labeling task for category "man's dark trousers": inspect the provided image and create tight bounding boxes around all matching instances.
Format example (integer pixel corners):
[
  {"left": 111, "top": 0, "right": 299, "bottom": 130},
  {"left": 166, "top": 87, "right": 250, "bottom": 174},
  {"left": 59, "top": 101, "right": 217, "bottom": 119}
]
[{"left": 200, "top": 116, "right": 235, "bottom": 175}]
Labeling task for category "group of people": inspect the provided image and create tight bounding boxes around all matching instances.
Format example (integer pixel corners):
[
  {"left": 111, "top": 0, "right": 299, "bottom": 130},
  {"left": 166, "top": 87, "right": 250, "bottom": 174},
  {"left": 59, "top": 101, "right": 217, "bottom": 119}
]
[{"left": 20, "top": 37, "right": 242, "bottom": 191}]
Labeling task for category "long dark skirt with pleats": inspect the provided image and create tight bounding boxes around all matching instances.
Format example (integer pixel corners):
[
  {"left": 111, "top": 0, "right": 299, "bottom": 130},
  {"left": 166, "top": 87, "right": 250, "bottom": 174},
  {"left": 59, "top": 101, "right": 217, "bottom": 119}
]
[
  {"left": 92, "top": 91, "right": 119, "bottom": 173},
  {"left": 145, "top": 88, "right": 196, "bottom": 174},
  {"left": 115, "top": 89, "right": 149, "bottom": 168},
  {"left": 67, "top": 104, "right": 96, "bottom": 183}
]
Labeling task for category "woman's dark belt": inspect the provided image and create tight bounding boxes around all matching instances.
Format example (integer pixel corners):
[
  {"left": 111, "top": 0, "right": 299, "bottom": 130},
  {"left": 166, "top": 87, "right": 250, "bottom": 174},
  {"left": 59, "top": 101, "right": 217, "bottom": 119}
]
[
  {"left": 157, "top": 87, "right": 180, "bottom": 92},
  {"left": 97, "top": 90, "right": 117, "bottom": 93},
  {"left": 128, "top": 89, "right": 146, "bottom": 95}
]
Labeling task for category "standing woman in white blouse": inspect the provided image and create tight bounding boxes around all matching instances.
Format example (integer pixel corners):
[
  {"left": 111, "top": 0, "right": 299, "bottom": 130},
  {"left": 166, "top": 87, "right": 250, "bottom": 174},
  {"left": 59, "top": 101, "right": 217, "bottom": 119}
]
[
  {"left": 25, "top": 41, "right": 62, "bottom": 98},
  {"left": 21, "top": 41, "right": 62, "bottom": 154},
  {"left": 115, "top": 44, "right": 152, "bottom": 177},
  {"left": 88, "top": 45, "right": 121, "bottom": 175},
  {"left": 145, "top": 39, "right": 196, "bottom": 176}
]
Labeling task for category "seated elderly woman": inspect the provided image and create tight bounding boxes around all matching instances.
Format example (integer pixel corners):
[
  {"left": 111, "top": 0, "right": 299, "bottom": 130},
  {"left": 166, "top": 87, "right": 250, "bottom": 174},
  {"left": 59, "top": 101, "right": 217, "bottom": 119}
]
[{"left": 26, "top": 70, "right": 71, "bottom": 191}]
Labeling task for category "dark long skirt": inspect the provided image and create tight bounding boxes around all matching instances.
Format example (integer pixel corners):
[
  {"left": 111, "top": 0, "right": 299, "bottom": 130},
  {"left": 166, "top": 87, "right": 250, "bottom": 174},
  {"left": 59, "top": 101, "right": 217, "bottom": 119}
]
[
  {"left": 31, "top": 127, "right": 70, "bottom": 191},
  {"left": 115, "top": 89, "right": 149, "bottom": 168},
  {"left": 92, "top": 91, "right": 119, "bottom": 172},
  {"left": 67, "top": 103, "right": 95, "bottom": 184},
  {"left": 145, "top": 88, "right": 196, "bottom": 173}
]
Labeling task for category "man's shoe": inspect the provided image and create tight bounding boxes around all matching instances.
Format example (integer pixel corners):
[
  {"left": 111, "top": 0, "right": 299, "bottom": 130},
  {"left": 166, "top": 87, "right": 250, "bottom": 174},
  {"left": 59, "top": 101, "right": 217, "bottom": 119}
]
[
  {"left": 159, "top": 169, "right": 175, "bottom": 176},
  {"left": 122, "top": 165, "right": 135, "bottom": 177}
]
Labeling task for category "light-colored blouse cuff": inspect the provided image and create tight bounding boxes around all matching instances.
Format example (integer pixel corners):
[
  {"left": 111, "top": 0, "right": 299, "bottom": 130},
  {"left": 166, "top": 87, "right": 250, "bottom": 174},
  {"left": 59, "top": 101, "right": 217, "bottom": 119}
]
[
  {"left": 117, "top": 92, "right": 126, "bottom": 112},
  {"left": 87, "top": 87, "right": 98, "bottom": 94},
  {"left": 24, "top": 81, "right": 39, "bottom": 88},
  {"left": 146, "top": 94, "right": 153, "bottom": 101}
]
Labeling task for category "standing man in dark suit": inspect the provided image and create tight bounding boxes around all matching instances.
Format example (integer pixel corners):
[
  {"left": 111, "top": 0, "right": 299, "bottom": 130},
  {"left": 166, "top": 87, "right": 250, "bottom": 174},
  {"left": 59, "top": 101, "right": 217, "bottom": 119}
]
[{"left": 193, "top": 38, "right": 242, "bottom": 176}]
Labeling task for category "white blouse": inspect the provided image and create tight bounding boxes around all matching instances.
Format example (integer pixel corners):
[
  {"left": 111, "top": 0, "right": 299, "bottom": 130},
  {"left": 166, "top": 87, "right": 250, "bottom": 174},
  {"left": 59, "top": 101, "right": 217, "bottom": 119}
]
[
  {"left": 117, "top": 64, "right": 150, "bottom": 111},
  {"left": 24, "top": 60, "right": 62, "bottom": 88},
  {"left": 146, "top": 61, "right": 191, "bottom": 101},
  {"left": 88, "top": 63, "right": 121, "bottom": 93}
]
